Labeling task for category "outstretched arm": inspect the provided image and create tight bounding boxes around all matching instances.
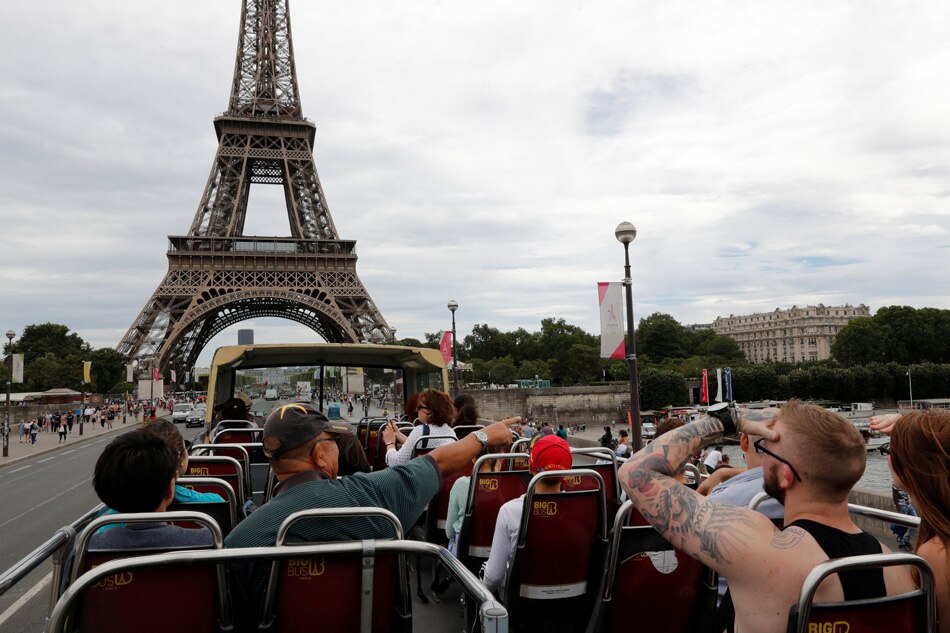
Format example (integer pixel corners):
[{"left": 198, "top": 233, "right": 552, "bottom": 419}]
[{"left": 618, "top": 410, "right": 780, "bottom": 575}]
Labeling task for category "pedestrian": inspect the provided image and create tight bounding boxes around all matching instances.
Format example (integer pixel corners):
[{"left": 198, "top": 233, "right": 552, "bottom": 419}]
[
  {"left": 66, "top": 411, "right": 74, "bottom": 433},
  {"left": 18, "top": 421, "right": 26, "bottom": 443},
  {"left": 555, "top": 424, "right": 568, "bottom": 441},
  {"left": 615, "top": 429, "right": 630, "bottom": 457},
  {"left": 29, "top": 420, "right": 38, "bottom": 445},
  {"left": 598, "top": 426, "right": 614, "bottom": 449},
  {"left": 58, "top": 417, "right": 68, "bottom": 443}
]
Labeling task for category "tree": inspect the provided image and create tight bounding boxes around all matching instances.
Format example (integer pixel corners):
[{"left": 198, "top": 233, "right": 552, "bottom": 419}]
[
  {"left": 12, "top": 323, "right": 86, "bottom": 363},
  {"left": 831, "top": 318, "right": 888, "bottom": 365},
  {"left": 635, "top": 313, "right": 689, "bottom": 362},
  {"left": 639, "top": 368, "right": 688, "bottom": 410},
  {"left": 89, "top": 348, "right": 131, "bottom": 393}
]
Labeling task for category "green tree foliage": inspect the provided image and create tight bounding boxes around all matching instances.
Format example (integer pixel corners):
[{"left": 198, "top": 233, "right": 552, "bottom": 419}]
[
  {"left": 639, "top": 368, "right": 688, "bottom": 410},
  {"left": 5, "top": 323, "right": 133, "bottom": 393},
  {"left": 833, "top": 306, "right": 950, "bottom": 366},
  {"left": 635, "top": 313, "right": 690, "bottom": 362}
]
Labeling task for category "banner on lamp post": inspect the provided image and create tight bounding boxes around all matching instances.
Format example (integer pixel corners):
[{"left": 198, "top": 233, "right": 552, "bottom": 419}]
[
  {"left": 724, "top": 367, "right": 733, "bottom": 402},
  {"left": 152, "top": 367, "right": 160, "bottom": 382},
  {"left": 171, "top": 369, "right": 177, "bottom": 383},
  {"left": 439, "top": 331, "right": 453, "bottom": 367},
  {"left": 12, "top": 354, "right": 24, "bottom": 383},
  {"left": 83, "top": 361, "right": 92, "bottom": 384},
  {"left": 715, "top": 368, "right": 723, "bottom": 403},
  {"left": 126, "top": 364, "right": 134, "bottom": 383},
  {"left": 597, "top": 282, "right": 625, "bottom": 359}
]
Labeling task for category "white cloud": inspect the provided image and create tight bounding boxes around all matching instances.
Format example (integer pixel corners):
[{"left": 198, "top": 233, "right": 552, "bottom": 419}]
[{"left": 2, "top": 0, "right": 950, "bottom": 365}]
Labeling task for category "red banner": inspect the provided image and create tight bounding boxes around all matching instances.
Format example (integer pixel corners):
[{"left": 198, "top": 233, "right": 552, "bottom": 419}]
[
  {"left": 439, "top": 331, "right": 453, "bottom": 367},
  {"left": 701, "top": 368, "right": 709, "bottom": 404},
  {"left": 152, "top": 367, "right": 160, "bottom": 382}
]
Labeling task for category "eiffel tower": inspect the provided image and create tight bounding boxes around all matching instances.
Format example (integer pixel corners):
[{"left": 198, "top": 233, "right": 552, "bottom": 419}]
[{"left": 118, "top": 0, "right": 392, "bottom": 371}]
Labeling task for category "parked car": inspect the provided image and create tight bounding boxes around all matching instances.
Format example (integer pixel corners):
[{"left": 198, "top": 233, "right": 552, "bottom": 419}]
[
  {"left": 184, "top": 408, "right": 206, "bottom": 428},
  {"left": 171, "top": 404, "right": 192, "bottom": 423}
]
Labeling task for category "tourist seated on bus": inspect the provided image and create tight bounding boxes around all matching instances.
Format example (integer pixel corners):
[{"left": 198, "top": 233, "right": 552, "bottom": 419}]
[
  {"left": 873, "top": 409, "right": 950, "bottom": 633},
  {"left": 90, "top": 430, "right": 214, "bottom": 550},
  {"left": 482, "top": 434, "right": 572, "bottom": 598},
  {"left": 224, "top": 402, "right": 517, "bottom": 619},
  {"left": 97, "top": 420, "right": 223, "bottom": 531},
  {"left": 382, "top": 389, "right": 457, "bottom": 466},
  {"left": 214, "top": 394, "right": 254, "bottom": 424},
  {"left": 619, "top": 401, "right": 916, "bottom": 633}
]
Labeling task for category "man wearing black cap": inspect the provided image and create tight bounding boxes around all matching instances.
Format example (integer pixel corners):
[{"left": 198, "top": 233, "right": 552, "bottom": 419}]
[{"left": 225, "top": 402, "right": 518, "bottom": 606}]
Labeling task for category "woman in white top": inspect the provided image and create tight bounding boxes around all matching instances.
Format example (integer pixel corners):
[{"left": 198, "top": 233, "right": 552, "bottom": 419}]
[{"left": 382, "top": 389, "right": 457, "bottom": 467}]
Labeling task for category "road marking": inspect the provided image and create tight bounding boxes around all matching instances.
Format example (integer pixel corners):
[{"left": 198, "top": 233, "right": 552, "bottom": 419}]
[
  {"left": 9, "top": 465, "right": 32, "bottom": 473},
  {"left": 38, "top": 456, "right": 57, "bottom": 463},
  {"left": 0, "top": 571, "right": 51, "bottom": 627},
  {"left": 0, "top": 477, "right": 93, "bottom": 530},
  {"left": 61, "top": 450, "right": 75, "bottom": 455}
]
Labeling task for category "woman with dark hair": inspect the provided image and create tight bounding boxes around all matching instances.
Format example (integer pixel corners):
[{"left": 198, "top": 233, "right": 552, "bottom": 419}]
[
  {"left": 453, "top": 393, "right": 480, "bottom": 427},
  {"left": 382, "top": 389, "right": 457, "bottom": 467},
  {"left": 872, "top": 410, "right": 950, "bottom": 632}
]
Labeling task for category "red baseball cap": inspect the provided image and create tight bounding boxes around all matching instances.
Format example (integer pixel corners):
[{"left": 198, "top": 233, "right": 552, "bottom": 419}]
[{"left": 529, "top": 435, "right": 572, "bottom": 474}]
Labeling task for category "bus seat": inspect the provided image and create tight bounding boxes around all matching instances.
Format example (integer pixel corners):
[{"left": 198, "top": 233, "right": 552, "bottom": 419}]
[
  {"left": 259, "top": 508, "right": 408, "bottom": 633},
  {"left": 456, "top": 454, "right": 531, "bottom": 574},
  {"left": 587, "top": 500, "right": 717, "bottom": 633},
  {"left": 212, "top": 427, "right": 263, "bottom": 445},
  {"left": 171, "top": 477, "right": 240, "bottom": 536},
  {"left": 425, "top": 460, "right": 473, "bottom": 546},
  {"left": 786, "top": 552, "right": 936, "bottom": 633},
  {"left": 505, "top": 470, "right": 608, "bottom": 633},
  {"left": 452, "top": 424, "right": 484, "bottom": 440},
  {"left": 184, "top": 455, "right": 247, "bottom": 503},
  {"left": 565, "top": 448, "right": 621, "bottom": 523},
  {"left": 191, "top": 444, "right": 254, "bottom": 499}
]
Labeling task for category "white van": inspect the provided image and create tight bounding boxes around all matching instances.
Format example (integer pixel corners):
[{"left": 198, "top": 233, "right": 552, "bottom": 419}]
[{"left": 264, "top": 388, "right": 279, "bottom": 401}]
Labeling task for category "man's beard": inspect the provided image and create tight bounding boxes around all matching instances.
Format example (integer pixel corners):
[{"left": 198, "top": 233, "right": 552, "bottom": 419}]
[{"left": 762, "top": 462, "right": 786, "bottom": 506}]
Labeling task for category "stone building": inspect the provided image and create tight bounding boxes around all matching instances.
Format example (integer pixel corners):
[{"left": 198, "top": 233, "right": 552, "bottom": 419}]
[{"left": 712, "top": 304, "right": 870, "bottom": 364}]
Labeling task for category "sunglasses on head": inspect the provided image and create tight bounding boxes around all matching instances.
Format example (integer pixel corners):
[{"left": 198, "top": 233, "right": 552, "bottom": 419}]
[{"left": 878, "top": 443, "right": 891, "bottom": 457}]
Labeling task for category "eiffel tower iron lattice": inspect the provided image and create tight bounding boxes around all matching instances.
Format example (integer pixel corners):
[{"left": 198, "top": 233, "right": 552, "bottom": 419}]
[{"left": 117, "top": 0, "right": 392, "bottom": 372}]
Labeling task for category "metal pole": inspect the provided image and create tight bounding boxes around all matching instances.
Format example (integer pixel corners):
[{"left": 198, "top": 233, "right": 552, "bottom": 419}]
[
  {"left": 4, "top": 332, "right": 13, "bottom": 457},
  {"left": 451, "top": 311, "right": 459, "bottom": 395},
  {"left": 908, "top": 368, "right": 914, "bottom": 408},
  {"left": 622, "top": 242, "right": 643, "bottom": 452},
  {"left": 79, "top": 383, "right": 85, "bottom": 436}
]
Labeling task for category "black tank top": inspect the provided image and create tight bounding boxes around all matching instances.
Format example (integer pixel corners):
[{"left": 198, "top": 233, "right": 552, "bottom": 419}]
[{"left": 786, "top": 519, "right": 885, "bottom": 600}]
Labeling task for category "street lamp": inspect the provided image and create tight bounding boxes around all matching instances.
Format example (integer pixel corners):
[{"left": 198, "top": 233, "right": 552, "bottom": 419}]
[
  {"left": 4, "top": 330, "right": 14, "bottom": 458},
  {"left": 615, "top": 222, "right": 642, "bottom": 452},
  {"left": 447, "top": 300, "right": 459, "bottom": 395}
]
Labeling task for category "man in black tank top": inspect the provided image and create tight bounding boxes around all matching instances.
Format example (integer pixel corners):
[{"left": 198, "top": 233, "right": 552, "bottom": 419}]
[{"left": 620, "top": 400, "right": 916, "bottom": 633}]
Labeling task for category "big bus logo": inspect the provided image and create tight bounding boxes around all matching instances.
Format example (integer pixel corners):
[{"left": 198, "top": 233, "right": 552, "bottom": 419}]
[
  {"left": 189, "top": 467, "right": 210, "bottom": 476},
  {"left": 92, "top": 572, "right": 133, "bottom": 589},
  {"left": 809, "top": 623, "right": 850, "bottom": 633},
  {"left": 287, "top": 558, "right": 326, "bottom": 578},
  {"left": 563, "top": 475, "right": 583, "bottom": 486},
  {"left": 532, "top": 501, "right": 557, "bottom": 517},
  {"left": 479, "top": 479, "right": 499, "bottom": 492}
]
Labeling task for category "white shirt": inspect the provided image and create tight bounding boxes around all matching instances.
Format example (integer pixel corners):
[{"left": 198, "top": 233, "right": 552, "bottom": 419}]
[
  {"left": 385, "top": 423, "right": 456, "bottom": 467},
  {"left": 703, "top": 449, "right": 723, "bottom": 471},
  {"left": 482, "top": 494, "right": 524, "bottom": 598}
]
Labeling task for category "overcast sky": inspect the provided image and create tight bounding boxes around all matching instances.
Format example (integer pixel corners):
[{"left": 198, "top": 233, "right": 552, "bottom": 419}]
[{"left": 2, "top": 1, "right": 949, "bottom": 366}]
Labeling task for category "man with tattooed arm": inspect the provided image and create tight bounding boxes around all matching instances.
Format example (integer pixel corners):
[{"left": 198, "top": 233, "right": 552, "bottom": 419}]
[{"left": 618, "top": 400, "right": 915, "bottom": 633}]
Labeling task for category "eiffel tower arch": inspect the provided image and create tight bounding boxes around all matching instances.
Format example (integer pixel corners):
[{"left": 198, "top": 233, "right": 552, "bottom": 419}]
[{"left": 117, "top": 0, "right": 392, "bottom": 372}]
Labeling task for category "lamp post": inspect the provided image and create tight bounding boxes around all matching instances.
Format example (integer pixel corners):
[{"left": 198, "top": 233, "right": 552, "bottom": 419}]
[
  {"left": 447, "top": 300, "right": 459, "bottom": 395},
  {"left": 3, "top": 330, "right": 14, "bottom": 458},
  {"left": 615, "top": 222, "right": 642, "bottom": 452}
]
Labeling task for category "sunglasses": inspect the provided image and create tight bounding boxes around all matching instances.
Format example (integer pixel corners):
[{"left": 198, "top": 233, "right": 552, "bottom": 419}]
[
  {"left": 878, "top": 443, "right": 891, "bottom": 457},
  {"left": 417, "top": 404, "right": 430, "bottom": 412},
  {"left": 753, "top": 438, "right": 803, "bottom": 482}
]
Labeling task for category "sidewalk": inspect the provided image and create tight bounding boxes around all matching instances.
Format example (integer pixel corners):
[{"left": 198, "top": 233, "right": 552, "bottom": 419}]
[{"left": 0, "top": 409, "right": 168, "bottom": 470}]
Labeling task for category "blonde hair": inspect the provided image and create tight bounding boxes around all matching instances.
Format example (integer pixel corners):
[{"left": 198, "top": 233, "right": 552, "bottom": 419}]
[{"left": 777, "top": 400, "right": 865, "bottom": 500}]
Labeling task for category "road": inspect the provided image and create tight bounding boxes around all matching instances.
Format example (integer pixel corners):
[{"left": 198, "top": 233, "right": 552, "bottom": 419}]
[{"left": 0, "top": 415, "right": 208, "bottom": 633}]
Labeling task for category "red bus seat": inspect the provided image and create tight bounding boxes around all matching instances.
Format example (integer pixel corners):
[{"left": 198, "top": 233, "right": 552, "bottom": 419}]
[
  {"left": 456, "top": 454, "right": 531, "bottom": 574},
  {"left": 259, "top": 507, "right": 408, "bottom": 633},
  {"left": 587, "top": 500, "right": 717, "bottom": 633},
  {"left": 786, "top": 552, "right": 937, "bottom": 633},
  {"left": 184, "top": 455, "right": 247, "bottom": 502},
  {"left": 565, "top": 448, "right": 621, "bottom": 523},
  {"left": 171, "top": 477, "right": 240, "bottom": 536},
  {"left": 212, "top": 427, "right": 263, "bottom": 446},
  {"left": 505, "top": 469, "right": 608, "bottom": 633},
  {"left": 190, "top": 444, "right": 254, "bottom": 498},
  {"left": 425, "top": 460, "right": 473, "bottom": 546}
]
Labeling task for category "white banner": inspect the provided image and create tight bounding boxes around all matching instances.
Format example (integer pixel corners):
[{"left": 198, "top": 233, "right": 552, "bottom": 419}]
[
  {"left": 715, "top": 368, "right": 723, "bottom": 403},
  {"left": 598, "top": 282, "right": 625, "bottom": 359},
  {"left": 171, "top": 369, "right": 177, "bottom": 383},
  {"left": 12, "top": 354, "right": 24, "bottom": 383},
  {"left": 126, "top": 364, "right": 134, "bottom": 383}
]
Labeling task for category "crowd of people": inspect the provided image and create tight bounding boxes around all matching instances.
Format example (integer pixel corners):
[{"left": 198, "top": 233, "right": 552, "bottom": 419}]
[{"left": 71, "top": 391, "right": 949, "bottom": 633}]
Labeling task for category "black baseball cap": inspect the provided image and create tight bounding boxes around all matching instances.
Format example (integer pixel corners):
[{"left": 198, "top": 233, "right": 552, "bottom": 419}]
[{"left": 262, "top": 403, "right": 353, "bottom": 460}]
